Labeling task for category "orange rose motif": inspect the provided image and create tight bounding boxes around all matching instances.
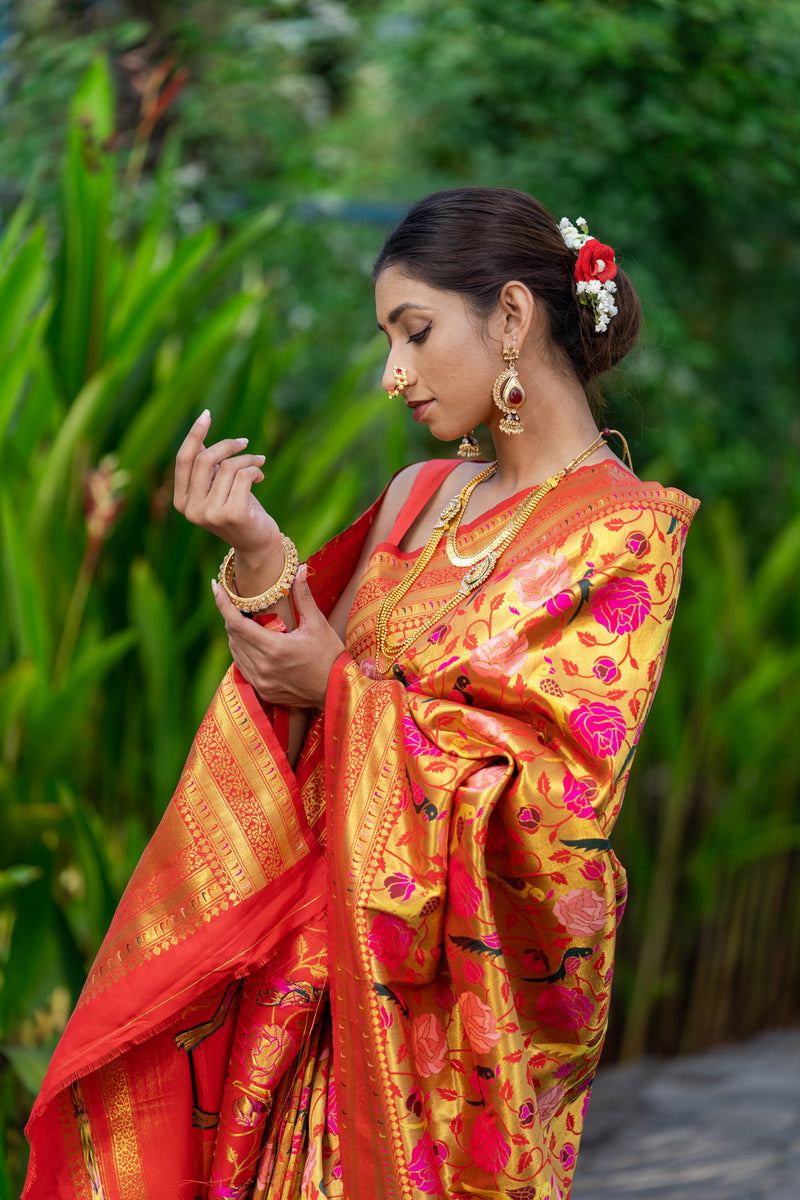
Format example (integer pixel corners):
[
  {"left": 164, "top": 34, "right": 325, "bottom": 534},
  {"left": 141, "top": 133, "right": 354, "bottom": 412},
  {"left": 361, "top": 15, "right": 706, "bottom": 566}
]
[
  {"left": 411, "top": 1012, "right": 448, "bottom": 1076},
  {"left": 513, "top": 554, "right": 572, "bottom": 609},
  {"left": 458, "top": 991, "right": 501, "bottom": 1053},
  {"left": 553, "top": 887, "right": 608, "bottom": 937},
  {"left": 470, "top": 629, "right": 529, "bottom": 679}
]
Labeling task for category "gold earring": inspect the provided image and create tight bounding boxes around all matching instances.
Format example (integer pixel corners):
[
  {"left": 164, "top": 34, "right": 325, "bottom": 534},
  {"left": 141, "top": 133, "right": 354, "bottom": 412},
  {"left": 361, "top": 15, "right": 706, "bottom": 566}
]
[
  {"left": 457, "top": 431, "right": 481, "bottom": 460},
  {"left": 492, "top": 344, "right": 526, "bottom": 435},
  {"left": 388, "top": 366, "right": 409, "bottom": 397}
]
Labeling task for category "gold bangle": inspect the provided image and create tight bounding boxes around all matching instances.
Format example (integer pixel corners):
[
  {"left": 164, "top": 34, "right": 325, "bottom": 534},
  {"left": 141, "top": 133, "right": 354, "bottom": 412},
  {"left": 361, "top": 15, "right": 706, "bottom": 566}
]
[{"left": 218, "top": 535, "right": 299, "bottom": 613}]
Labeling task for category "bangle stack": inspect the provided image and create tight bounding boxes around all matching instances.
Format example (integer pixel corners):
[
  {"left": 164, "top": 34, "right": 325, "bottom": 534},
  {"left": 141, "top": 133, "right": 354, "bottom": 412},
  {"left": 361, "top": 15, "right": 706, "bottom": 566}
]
[{"left": 218, "top": 534, "right": 299, "bottom": 613}]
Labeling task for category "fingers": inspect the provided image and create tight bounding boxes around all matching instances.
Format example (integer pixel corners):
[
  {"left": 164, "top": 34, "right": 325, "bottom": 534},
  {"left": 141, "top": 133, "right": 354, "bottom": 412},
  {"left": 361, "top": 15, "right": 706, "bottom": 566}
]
[
  {"left": 174, "top": 410, "right": 211, "bottom": 511},
  {"left": 290, "top": 564, "right": 319, "bottom": 627},
  {"left": 175, "top": 410, "right": 268, "bottom": 528},
  {"left": 182, "top": 439, "right": 254, "bottom": 516}
]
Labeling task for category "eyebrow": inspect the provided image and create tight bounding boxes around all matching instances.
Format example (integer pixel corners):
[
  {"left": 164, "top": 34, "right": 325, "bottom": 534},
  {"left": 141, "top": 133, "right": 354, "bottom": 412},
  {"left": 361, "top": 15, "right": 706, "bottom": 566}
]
[{"left": 379, "top": 301, "right": 431, "bottom": 328}]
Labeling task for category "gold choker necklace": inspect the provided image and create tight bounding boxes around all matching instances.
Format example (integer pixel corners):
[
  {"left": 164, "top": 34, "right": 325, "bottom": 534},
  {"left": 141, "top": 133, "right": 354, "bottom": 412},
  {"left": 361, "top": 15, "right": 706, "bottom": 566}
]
[{"left": 374, "top": 432, "right": 608, "bottom": 676}]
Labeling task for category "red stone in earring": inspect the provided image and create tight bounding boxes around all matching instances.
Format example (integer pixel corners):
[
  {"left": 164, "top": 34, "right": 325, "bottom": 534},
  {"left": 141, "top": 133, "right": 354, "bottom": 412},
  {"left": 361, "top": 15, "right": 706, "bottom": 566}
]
[{"left": 492, "top": 345, "right": 526, "bottom": 435}]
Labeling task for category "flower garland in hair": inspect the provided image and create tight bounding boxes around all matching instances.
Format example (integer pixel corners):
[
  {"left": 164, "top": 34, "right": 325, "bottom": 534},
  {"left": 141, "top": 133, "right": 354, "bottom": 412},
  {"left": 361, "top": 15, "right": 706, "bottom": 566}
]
[{"left": 558, "top": 216, "right": 619, "bottom": 333}]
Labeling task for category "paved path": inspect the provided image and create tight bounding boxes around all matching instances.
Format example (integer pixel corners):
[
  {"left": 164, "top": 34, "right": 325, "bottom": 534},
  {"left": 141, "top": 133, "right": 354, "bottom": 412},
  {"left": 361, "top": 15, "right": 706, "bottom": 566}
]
[{"left": 572, "top": 1028, "right": 800, "bottom": 1199}]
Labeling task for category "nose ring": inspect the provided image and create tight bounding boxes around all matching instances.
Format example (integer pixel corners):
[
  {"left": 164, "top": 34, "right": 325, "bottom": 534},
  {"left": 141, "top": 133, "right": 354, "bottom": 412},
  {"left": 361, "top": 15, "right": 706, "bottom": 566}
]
[{"left": 387, "top": 366, "right": 409, "bottom": 397}]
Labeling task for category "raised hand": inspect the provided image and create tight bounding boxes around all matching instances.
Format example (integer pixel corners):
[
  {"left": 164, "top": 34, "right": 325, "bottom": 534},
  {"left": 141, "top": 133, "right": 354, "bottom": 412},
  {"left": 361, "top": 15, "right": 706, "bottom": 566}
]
[{"left": 173, "top": 410, "right": 280, "bottom": 560}]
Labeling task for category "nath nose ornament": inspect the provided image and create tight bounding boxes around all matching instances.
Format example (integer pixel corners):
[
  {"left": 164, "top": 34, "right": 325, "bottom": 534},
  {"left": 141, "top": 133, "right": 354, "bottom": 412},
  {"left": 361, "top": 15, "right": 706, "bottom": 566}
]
[{"left": 387, "top": 366, "right": 409, "bottom": 397}]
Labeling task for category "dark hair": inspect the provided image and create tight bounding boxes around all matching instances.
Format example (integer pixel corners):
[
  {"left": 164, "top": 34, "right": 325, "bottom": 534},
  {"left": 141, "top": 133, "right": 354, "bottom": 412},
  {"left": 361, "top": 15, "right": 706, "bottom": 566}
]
[{"left": 373, "top": 188, "right": 640, "bottom": 387}]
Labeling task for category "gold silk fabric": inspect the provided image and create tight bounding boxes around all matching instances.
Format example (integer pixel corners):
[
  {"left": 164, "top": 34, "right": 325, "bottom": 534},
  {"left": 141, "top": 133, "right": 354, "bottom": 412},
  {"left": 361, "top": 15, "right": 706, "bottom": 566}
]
[
  {"left": 25, "top": 460, "right": 697, "bottom": 1200},
  {"left": 323, "top": 461, "right": 697, "bottom": 1198}
]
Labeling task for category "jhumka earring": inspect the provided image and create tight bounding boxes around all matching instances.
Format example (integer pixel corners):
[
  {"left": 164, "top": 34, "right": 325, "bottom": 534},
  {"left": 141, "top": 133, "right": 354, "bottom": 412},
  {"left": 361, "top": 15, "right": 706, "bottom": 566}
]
[
  {"left": 388, "top": 366, "right": 409, "bottom": 397},
  {"left": 457, "top": 431, "right": 481, "bottom": 460},
  {"left": 492, "top": 343, "right": 526, "bottom": 435}
]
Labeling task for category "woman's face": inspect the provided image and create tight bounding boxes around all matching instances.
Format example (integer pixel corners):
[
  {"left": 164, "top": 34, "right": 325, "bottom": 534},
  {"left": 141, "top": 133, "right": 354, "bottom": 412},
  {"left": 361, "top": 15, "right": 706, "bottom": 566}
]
[{"left": 375, "top": 266, "right": 502, "bottom": 442}]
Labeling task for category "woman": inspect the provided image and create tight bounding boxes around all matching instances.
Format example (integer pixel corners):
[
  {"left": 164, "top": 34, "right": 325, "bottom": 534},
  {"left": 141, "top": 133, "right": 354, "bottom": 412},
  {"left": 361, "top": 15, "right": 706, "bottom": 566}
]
[{"left": 25, "top": 189, "right": 697, "bottom": 1199}]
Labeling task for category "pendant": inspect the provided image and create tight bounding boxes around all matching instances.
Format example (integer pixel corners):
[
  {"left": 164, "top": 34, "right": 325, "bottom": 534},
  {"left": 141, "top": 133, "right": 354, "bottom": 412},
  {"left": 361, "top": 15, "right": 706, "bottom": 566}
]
[
  {"left": 435, "top": 497, "right": 463, "bottom": 529},
  {"left": 460, "top": 553, "right": 498, "bottom": 594}
]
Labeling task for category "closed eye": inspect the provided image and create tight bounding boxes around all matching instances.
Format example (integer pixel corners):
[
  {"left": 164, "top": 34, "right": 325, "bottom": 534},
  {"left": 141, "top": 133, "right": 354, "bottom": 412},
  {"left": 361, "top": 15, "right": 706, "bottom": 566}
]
[{"left": 408, "top": 322, "right": 432, "bottom": 344}]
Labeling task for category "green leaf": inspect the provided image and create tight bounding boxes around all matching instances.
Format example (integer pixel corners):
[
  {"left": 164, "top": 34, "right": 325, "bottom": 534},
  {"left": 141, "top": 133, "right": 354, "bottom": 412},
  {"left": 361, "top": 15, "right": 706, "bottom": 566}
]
[
  {"left": 0, "top": 493, "right": 52, "bottom": 667},
  {"left": 0, "top": 1044, "right": 53, "bottom": 1096}
]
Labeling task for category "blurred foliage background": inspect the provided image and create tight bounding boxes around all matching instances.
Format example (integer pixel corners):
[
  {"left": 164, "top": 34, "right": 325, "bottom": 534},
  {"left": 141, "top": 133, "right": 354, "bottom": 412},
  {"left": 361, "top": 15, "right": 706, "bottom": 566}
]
[{"left": 1, "top": 0, "right": 799, "bottom": 1189}]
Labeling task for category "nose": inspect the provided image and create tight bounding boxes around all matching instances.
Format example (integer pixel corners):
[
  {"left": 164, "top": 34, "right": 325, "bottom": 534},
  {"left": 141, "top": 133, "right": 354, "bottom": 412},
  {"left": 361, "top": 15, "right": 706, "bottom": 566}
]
[{"left": 382, "top": 364, "right": 410, "bottom": 397}]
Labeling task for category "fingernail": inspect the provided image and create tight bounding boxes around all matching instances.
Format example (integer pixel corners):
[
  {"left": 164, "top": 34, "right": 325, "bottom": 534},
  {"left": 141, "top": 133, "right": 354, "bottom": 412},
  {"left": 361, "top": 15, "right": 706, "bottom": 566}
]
[
  {"left": 199, "top": 408, "right": 211, "bottom": 421},
  {"left": 211, "top": 579, "right": 218, "bottom": 593},
  {"left": 236, "top": 437, "right": 249, "bottom": 445},
  {"left": 255, "top": 454, "right": 266, "bottom": 464}
]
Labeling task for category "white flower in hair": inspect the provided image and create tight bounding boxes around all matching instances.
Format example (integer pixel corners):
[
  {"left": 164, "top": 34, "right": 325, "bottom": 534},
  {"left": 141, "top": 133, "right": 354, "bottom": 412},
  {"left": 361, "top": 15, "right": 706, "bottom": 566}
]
[{"left": 559, "top": 215, "right": 619, "bottom": 333}]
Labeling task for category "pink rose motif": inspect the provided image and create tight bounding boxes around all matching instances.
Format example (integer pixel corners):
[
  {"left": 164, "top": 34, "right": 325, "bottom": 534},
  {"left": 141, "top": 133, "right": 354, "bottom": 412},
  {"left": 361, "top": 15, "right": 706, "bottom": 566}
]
[
  {"left": 592, "top": 655, "right": 620, "bottom": 684},
  {"left": 560, "top": 1143, "right": 577, "bottom": 1170},
  {"left": 368, "top": 912, "right": 414, "bottom": 974},
  {"left": 469, "top": 1108, "right": 511, "bottom": 1174},
  {"left": 458, "top": 992, "right": 501, "bottom": 1053},
  {"left": 470, "top": 629, "right": 529, "bottom": 679},
  {"left": 408, "top": 1136, "right": 440, "bottom": 1194},
  {"left": 536, "top": 985, "right": 594, "bottom": 1030},
  {"left": 384, "top": 872, "right": 416, "bottom": 902},
  {"left": 360, "top": 656, "right": 381, "bottom": 679},
  {"left": 626, "top": 531, "right": 650, "bottom": 558},
  {"left": 411, "top": 1012, "right": 448, "bottom": 1076},
  {"left": 403, "top": 715, "right": 442, "bottom": 758},
  {"left": 553, "top": 887, "right": 608, "bottom": 937},
  {"left": 449, "top": 856, "right": 481, "bottom": 919},
  {"left": 513, "top": 554, "right": 571, "bottom": 609},
  {"left": 592, "top": 577, "right": 652, "bottom": 634},
  {"left": 546, "top": 589, "right": 574, "bottom": 617},
  {"left": 462, "top": 711, "right": 506, "bottom": 746},
  {"left": 569, "top": 702, "right": 626, "bottom": 758},
  {"left": 562, "top": 769, "right": 598, "bottom": 817},
  {"left": 575, "top": 240, "right": 617, "bottom": 284},
  {"left": 468, "top": 763, "right": 507, "bottom": 790}
]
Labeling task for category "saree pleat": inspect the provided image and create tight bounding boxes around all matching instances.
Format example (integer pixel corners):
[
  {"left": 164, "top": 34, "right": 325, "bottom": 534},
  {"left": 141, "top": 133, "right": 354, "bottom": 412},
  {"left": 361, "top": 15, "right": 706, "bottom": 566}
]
[{"left": 25, "top": 461, "right": 697, "bottom": 1200}]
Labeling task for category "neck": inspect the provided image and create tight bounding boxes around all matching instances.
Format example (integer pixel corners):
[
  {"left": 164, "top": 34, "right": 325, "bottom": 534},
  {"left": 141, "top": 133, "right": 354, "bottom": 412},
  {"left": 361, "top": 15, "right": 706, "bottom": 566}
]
[{"left": 485, "top": 371, "right": 604, "bottom": 492}]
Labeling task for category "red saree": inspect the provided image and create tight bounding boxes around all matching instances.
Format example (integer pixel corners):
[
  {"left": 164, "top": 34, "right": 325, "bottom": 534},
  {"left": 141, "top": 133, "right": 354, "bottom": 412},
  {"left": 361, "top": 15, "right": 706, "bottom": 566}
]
[{"left": 25, "top": 460, "right": 697, "bottom": 1199}]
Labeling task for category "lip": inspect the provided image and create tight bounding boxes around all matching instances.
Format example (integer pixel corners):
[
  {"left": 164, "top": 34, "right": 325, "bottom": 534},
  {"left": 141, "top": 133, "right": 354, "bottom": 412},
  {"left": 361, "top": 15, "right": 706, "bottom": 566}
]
[{"left": 406, "top": 399, "right": 434, "bottom": 421}]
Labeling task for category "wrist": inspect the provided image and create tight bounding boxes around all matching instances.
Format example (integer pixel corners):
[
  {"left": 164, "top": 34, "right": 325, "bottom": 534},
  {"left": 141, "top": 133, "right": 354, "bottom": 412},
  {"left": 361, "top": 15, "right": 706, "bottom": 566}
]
[
  {"left": 233, "top": 544, "right": 284, "bottom": 592},
  {"left": 219, "top": 537, "right": 299, "bottom": 613}
]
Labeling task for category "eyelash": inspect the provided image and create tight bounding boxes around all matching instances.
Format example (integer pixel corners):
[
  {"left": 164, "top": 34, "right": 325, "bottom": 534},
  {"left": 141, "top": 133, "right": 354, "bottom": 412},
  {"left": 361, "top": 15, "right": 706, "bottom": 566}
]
[{"left": 408, "top": 322, "right": 432, "bottom": 344}]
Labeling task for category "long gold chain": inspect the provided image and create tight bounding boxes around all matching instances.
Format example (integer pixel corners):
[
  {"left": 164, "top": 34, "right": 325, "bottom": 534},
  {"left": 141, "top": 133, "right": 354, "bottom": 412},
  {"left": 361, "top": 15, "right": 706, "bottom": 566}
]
[{"left": 374, "top": 433, "right": 609, "bottom": 676}]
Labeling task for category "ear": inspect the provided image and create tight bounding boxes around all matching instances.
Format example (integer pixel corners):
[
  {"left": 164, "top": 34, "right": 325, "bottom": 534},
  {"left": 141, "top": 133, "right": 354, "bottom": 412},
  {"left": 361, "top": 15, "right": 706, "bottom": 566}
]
[{"left": 493, "top": 280, "right": 536, "bottom": 350}]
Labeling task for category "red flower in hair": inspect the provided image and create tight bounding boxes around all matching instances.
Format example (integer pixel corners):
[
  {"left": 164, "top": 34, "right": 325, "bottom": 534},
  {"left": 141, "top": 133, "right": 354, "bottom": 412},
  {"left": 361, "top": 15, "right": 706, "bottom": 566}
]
[{"left": 575, "top": 240, "right": 617, "bottom": 285}]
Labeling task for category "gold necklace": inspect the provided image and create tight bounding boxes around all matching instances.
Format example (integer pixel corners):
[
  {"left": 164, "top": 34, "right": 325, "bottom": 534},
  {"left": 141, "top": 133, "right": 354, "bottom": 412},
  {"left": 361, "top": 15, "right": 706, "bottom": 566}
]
[
  {"left": 446, "top": 432, "right": 606, "bottom": 568},
  {"left": 374, "top": 433, "right": 607, "bottom": 676}
]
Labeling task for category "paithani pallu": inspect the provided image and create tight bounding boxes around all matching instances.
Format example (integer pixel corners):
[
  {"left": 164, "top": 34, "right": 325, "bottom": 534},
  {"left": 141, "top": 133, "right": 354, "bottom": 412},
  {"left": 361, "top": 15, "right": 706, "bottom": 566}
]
[{"left": 25, "top": 461, "right": 697, "bottom": 1200}]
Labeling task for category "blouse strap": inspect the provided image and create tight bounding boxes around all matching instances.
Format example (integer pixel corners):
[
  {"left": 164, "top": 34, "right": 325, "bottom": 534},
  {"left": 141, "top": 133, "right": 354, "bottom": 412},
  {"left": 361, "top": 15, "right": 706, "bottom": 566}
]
[{"left": 386, "top": 459, "right": 463, "bottom": 547}]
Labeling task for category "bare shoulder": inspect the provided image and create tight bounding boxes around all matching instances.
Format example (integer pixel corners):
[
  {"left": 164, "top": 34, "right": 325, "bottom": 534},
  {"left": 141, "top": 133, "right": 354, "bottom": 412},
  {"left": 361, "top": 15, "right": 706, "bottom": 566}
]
[{"left": 368, "top": 461, "right": 428, "bottom": 542}]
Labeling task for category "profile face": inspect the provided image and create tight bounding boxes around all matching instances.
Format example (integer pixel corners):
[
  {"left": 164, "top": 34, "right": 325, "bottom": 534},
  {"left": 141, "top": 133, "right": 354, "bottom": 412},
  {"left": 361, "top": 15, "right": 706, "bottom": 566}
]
[{"left": 375, "top": 266, "right": 503, "bottom": 442}]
